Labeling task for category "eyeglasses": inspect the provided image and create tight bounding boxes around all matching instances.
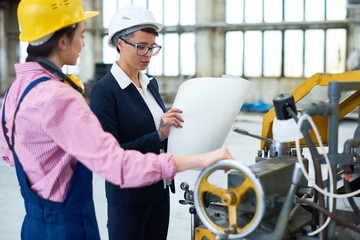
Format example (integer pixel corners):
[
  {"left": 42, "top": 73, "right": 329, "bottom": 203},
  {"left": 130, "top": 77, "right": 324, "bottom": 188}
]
[{"left": 120, "top": 38, "right": 162, "bottom": 56}]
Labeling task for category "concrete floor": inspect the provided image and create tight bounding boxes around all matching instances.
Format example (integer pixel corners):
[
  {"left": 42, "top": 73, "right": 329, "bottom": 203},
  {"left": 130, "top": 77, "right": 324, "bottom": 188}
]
[{"left": 0, "top": 113, "right": 358, "bottom": 239}]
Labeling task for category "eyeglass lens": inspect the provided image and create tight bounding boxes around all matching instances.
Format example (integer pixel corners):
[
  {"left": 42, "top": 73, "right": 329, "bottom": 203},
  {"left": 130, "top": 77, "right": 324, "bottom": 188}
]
[{"left": 136, "top": 45, "right": 161, "bottom": 56}]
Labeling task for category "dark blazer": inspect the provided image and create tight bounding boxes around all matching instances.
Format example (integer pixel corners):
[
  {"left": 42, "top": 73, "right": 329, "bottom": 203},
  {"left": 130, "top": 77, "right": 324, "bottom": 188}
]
[{"left": 90, "top": 72, "right": 168, "bottom": 205}]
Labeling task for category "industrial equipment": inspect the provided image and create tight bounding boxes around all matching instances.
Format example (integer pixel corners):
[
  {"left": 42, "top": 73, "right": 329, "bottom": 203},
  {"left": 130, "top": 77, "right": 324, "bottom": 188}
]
[{"left": 180, "top": 72, "right": 360, "bottom": 239}]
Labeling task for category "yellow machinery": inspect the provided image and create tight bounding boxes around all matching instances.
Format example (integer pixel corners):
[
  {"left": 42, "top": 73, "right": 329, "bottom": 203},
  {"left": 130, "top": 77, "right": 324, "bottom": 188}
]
[
  {"left": 179, "top": 71, "right": 360, "bottom": 240},
  {"left": 262, "top": 71, "right": 360, "bottom": 149}
]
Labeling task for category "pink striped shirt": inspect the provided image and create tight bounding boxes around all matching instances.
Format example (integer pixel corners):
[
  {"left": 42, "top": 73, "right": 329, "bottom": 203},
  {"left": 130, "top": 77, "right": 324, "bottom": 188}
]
[{"left": 1, "top": 62, "right": 176, "bottom": 202}]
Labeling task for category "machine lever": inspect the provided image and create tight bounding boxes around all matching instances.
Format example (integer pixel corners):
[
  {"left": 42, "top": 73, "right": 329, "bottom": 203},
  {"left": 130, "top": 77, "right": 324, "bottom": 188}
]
[{"left": 233, "top": 126, "right": 272, "bottom": 143}]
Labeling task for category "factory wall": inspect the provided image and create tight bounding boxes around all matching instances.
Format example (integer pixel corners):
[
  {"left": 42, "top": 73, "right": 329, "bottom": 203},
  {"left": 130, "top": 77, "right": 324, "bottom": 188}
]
[
  {"left": 0, "top": 1, "right": 19, "bottom": 94},
  {"left": 2, "top": 0, "right": 360, "bottom": 108}
]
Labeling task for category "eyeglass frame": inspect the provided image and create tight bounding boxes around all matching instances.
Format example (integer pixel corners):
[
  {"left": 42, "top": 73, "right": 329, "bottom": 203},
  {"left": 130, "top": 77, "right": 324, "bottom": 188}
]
[{"left": 120, "top": 37, "right": 162, "bottom": 56}]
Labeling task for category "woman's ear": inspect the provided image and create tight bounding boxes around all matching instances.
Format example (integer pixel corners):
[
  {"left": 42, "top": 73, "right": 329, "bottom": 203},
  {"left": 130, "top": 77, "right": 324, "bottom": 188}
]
[
  {"left": 58, "top": 34, "right": 68, "bottom": 50},
  {"left": 117, "top": 38, "right": 123, "bottom": 51}
]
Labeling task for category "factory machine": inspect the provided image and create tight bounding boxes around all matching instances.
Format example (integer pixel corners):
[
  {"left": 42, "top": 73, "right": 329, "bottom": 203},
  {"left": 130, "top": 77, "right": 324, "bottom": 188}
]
[{"left": 179, "top": 71, "right": 360, "bottom": 239}]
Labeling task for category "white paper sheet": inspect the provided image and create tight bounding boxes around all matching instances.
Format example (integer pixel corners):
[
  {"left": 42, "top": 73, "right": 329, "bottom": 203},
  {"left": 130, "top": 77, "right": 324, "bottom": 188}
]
[{"left": 167, "top": 76, "right": 253, "bottom": 156}]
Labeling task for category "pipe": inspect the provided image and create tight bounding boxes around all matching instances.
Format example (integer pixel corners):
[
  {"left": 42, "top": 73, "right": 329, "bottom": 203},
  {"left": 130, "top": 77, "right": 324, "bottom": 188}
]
[
  {"left": 300, "top": 119, "right": 326, "bottom": 240},
  {"left": 298, "top": 198, "right": 360, "bottom": 234}
]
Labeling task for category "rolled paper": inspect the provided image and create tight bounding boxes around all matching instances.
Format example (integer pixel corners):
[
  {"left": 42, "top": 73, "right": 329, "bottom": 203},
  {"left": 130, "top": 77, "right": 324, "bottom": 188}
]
[{"left": 168, "top": 76, "right": 253, "bottom": 156}]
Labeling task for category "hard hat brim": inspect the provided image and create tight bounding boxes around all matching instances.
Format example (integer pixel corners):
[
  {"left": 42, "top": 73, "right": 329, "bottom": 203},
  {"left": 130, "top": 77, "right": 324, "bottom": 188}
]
[
  {"left": 82, "top": 11, "right": 100, "bottom": 22},
  {"left": 107, "top": 22, "right": 164, "bottom": 49}
]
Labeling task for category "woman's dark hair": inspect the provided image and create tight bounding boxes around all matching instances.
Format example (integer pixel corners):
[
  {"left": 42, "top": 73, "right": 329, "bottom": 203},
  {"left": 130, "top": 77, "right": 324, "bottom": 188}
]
[
  {"left": 26, "top": 24, "right": 78, "bottom": 62},
  {"left": 117, "top": 28, "right": 159, "bottom": 53}
]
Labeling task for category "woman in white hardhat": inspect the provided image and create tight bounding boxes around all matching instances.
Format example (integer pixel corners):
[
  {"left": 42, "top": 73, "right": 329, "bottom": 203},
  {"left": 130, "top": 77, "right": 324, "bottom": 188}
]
[
  {"left": 90, "top": 5, "right": 185, "bottom": 240},
  {"left": 1, "top": 1, "right": 233, "bottom": 239}
]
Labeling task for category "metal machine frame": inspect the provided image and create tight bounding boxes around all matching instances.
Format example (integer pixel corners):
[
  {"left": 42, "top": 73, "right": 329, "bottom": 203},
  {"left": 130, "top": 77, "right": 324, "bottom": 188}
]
[{"left": 179, "top": 73, "right": 360, "bottom": 240}]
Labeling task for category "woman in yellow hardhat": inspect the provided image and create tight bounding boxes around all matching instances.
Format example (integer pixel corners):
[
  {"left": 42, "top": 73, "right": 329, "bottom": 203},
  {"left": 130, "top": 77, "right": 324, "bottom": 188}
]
[{"left": 1, "top": 0, "right": 233, "bottom": 239}]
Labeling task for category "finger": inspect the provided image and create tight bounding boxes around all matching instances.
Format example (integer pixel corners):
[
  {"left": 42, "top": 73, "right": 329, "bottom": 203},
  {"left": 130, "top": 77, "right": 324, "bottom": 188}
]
[
  {"left": 168, "top": 108, "right": 183, "bottom": 113},
  {"left": 163, "top": 113, "right": 184, "bottom": 122},
  {"left": 174, "top": 113, "right": 184, "bottom": 122},
  {"left": 167, "top": 119, "right": 183, "bottom": 128},
  {"left": 162, "top": 119, "right": 182, "bottom": 129}
]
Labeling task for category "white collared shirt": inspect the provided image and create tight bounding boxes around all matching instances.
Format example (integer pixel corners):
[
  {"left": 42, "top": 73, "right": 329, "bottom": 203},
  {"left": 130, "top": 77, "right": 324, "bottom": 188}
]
[{"left": 110, "top": 62, "right": 164, "bottom": 130}]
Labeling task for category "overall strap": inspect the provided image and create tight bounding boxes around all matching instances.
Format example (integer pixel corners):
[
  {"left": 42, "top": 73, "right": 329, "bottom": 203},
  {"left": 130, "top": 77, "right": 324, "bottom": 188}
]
[{"left": 1, "top": 77, "right": 51, "bottom": 150}]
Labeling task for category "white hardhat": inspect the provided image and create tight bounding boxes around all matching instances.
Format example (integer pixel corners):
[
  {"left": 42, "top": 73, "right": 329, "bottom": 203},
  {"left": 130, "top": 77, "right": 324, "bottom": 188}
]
[{"left": 107, "top": 5, "right": 164, "bottom": 48}]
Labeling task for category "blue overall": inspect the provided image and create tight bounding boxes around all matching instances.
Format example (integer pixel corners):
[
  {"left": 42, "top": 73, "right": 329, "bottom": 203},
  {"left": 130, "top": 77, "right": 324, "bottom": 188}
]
[{"left": 1, "top": 77, "right": 100, "bottom": 240}]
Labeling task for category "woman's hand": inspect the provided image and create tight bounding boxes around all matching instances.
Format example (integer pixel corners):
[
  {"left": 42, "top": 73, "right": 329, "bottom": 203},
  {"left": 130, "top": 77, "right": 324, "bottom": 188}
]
[
  {"left": 172, "top": 147, "right": 234, "bottom": 172},
  {"left": 158, "top": 108, "right": 183, "bottom": 141},
  {"left": 197, "top": 147, "right": 234, "bottom": 168}
]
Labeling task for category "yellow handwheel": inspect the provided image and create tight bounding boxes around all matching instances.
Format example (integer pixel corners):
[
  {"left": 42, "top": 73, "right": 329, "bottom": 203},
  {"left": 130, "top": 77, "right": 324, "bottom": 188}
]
[{"left": 194, "top": 160, "right": 265, "bottom": 239}]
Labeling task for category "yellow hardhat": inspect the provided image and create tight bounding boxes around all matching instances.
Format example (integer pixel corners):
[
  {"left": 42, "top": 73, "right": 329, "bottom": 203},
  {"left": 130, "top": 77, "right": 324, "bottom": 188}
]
[{"left": 18, "top": 0, "right": 99, "bottom": 42}]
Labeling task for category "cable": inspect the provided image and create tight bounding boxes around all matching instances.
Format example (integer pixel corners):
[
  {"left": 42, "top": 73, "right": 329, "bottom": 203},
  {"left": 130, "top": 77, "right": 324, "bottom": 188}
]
[
  {"left": 296, "top": 114, "right": 334, "bottom": 236},
  {"left": 296, "top": 114, "right": 360, "bottom": 198},
  {"left": 298, "top": 198, "right": 360, "bottom": 234}
]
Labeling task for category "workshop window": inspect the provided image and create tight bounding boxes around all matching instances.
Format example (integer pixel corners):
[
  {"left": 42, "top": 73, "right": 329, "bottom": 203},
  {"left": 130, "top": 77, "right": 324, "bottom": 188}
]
[
  {"left": 284, "top": 0, "right": 303, "bottom": 22},
  {"left": 225, "top": 0, "right": 347, "bottom": 78},
  {"left": 304, "top": 30, "right": 325, "bottom": 77},
  {"left": 18, "top": 0, "right": 347, "bottom": 79},
  {"left": 225, "top": 31, "right": 243, "bottom": 76},
  {"left": 102, "top": 0, "right": 196, "bottom": 77},
  {"left": 163, "top": 33, "right": 179, "bottom": 76},
  {"left": 244, "top": 31, "right": 262, "bottom": 77},
  {"left": 148, "top": 34, "right": 164, "bottom": 76},
  {"left": 244, "top": 0, "right": 262, "bottom": 23},
  {"left": 264, "top": 0, "right": 283, "bottom": 23},
  {"left": 264, "top": 31, "right": 282, "bottom": 77},
  {"left": 326, "top": 29, "right": 346, "bottom": 73},
  {"left": 284, "top": 30, "right": 304, "bottom": 77},
  {"left": 180, "top": 33, "right": 196, "bottom": 75},
  {"left": 19, "top": 42, "right": 27, "bottom": 63}
]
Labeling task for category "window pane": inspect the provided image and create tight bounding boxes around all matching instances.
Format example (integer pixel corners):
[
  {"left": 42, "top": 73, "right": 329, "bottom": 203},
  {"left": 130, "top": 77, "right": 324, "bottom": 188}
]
[
  {"left": 245, "top": 0, "right": 262, "bottom": 23},
  {"left": 63, "top": 64, "right": 79, "bottom": 75},
  {"left": 264, "top": 0, "right": 283, "bottom": 23},
  {"left": 102, "top": 36, "right": 117, "bottom": 64},
  {"left": 180, "top": 33, "right": 195, "bottom": 75},
  {"left": 164, "top": 0, "right": 179, "bottom": 25},
  {"left": 305, "top": 0, "right": 325, "bottom": 21},
  {"left": 326, "top": 29, "right": 346, "bottom": 73},
  {"left": 284, "top": 30, "right": 303, "bottom": 77},
  {"left": 19, "top": 41, "right": 28, "bottom": 63},
  {"left": 244, "top": 31, "right": 262, "bottom": 76},
  {"left": 132, "top": 0, "right": 147, "bottom": 7},
  {"left": 103, "top": 0, "right": 117, "bottom": 28},
  {"left": 180, "top": 0, "right": 195, "bottom": 25},
  {"left": 264, "top": 31, "right": 282, "bottom": 77},
  {"left": 164, "top": 34, "right": 179, "bottom": 76},
  {"left": 327, "top": 0, "right": 346, "bottom": 20},
  {"left": 226, "top": 0, "right": 244, "bottom": 23},
  {"left": 149, "top": 0, "right": 164, "bottom": 25},
  {"left": 117, "top": 0, "right": 132, "bottom": 9},
  {"left": 225, "top": 31, "right": 243, "bottom": 76},
  {"left": 148, "top": 34, "right": 164, "bottom": 75},
  {"left": 284, "top": 0, "right": 303, "bottom": 22},
  {"left": 304, "top": 30, "right": 324, "bottom": 77}
]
